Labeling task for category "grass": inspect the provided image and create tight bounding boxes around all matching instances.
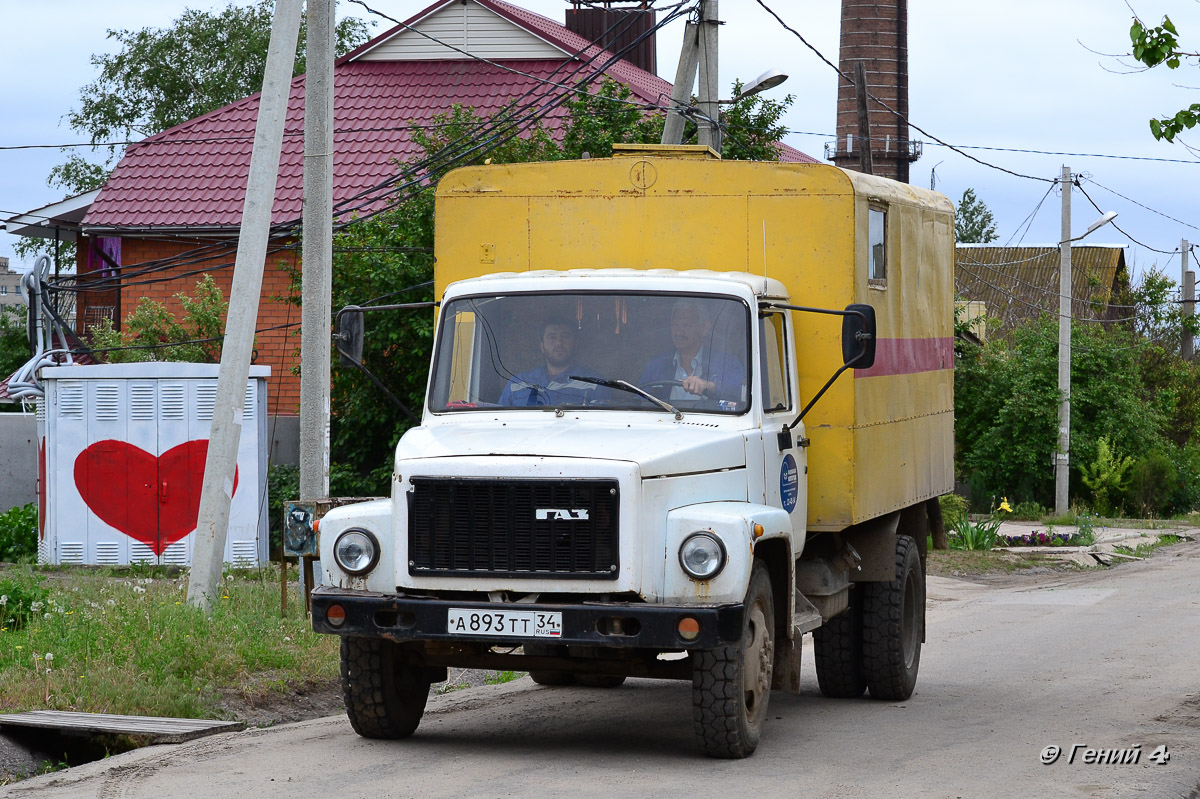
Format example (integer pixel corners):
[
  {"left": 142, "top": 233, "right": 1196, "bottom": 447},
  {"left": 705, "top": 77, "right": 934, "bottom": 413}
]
[
  {"left": 1113, "top": 534, "right": 1183, "bottom": 559},
  {"left": 0, "top": 564, "right": 338, "bottom": 719},
  {"left": 484, "top": 670, "right": 524, "bottom": 685},
  {"left": 926, "top": 548, "right": 1083, "bottom": 577}
]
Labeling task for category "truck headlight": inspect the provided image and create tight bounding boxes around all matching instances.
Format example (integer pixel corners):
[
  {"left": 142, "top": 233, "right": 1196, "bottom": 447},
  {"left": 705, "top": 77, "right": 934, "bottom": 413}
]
[
  {"left": 333, "top": 528, "right": 379, "bottom": 576},
  {"left": 679, "top": 533, "right": 726, "bottom": 580}
]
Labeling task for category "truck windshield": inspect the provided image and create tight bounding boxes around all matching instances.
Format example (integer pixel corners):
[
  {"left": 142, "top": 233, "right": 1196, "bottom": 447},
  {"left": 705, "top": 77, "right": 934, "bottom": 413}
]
[{"left": 429, "top": 292, "right": 751, "bottom": 415}]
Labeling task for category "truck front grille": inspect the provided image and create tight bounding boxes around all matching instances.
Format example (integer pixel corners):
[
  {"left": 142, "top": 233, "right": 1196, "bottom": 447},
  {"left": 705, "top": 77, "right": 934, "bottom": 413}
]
[{"left": 407, "top": 478, "right": 619, "bottom": 579}]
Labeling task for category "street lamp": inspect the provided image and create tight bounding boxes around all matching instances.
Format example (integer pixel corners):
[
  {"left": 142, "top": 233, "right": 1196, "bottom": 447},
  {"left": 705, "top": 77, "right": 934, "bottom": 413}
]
[
  {"left": 1055, "top": 165, "right": 1117, "bottom": 516},
  {"left": 722, "top": 69, "right": 789, "bottom": 104}
]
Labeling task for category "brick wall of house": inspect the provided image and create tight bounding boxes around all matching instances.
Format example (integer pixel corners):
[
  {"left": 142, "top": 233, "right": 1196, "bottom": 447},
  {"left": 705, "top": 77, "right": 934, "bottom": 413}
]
[{"left": 111, "top": 237, "right": 302, "bottom": 415}]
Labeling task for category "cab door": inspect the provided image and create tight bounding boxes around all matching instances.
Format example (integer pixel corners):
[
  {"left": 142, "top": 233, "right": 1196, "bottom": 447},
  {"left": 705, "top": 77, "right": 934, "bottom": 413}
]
[{"left": 759, "top": 309, "right": 807, "bottom": 546}]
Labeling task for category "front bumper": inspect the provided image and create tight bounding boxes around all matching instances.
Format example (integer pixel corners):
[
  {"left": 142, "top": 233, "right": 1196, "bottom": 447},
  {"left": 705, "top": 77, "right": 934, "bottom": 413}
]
[{"left": 310, "top": 587, "right": 745, "bottom": 649}]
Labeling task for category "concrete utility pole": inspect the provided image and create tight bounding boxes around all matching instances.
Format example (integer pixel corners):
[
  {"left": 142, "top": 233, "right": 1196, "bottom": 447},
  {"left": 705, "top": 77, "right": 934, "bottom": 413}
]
[
  {"left": 696, "top": 0, "right": 720, "bottom": 152},
  {"left": 300, "top": 0, "right": 335, "bottom": 503},
  {"left": 188, "top": 0, "right": 303, "bottom": 610},
  {"left": 1055, "top": 165, "right": 1072, "bottom": 518},
  {"left": 660, "top": 21, "right": 698, "bottom": 146},
  {"left": 1183, "top": 239, "right": 1194, "bottom": 361}
]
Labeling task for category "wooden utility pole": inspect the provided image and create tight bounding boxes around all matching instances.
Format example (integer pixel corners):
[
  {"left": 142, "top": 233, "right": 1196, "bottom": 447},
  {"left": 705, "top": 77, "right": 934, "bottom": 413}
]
[
  {"left": 188, "top": 0, "right": 303, "bottom": 610},
  {"left": 854, "top": 62, "right": 874, "bottom": 175},
  {"left": 1183, "top": 239, "right": 1194, "bottom": 361}
]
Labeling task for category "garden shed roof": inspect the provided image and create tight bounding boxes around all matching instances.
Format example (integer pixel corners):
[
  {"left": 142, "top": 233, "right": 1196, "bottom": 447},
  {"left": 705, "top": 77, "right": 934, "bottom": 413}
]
[{"left": 955, "top": 244, "right": 1130, "bottom": 336}]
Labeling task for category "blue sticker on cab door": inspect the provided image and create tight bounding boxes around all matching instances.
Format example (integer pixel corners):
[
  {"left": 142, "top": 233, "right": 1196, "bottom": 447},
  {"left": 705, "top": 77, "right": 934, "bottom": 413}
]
[{"left": 780, "top": 454, "right": 798, "bottom": 513}]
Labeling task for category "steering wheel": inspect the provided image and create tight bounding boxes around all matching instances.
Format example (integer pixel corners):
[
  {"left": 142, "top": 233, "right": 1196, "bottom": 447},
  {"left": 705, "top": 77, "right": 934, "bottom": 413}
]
[{"left": 637, "top": 379, "right": 684, "bottom": 391}]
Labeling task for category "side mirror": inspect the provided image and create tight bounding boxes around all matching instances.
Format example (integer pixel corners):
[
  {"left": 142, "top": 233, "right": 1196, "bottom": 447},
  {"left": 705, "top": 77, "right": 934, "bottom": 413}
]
[
  {"left": 841, "top": 303, "right": 876, "bottom": 369},
  {"left": 337, "top": 306, "right": 364, "bottom": 365}
]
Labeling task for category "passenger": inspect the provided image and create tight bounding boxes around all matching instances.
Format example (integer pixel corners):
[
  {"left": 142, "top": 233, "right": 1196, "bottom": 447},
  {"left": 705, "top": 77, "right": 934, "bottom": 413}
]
[
  {"left": 639, "top": 299, "right": 745, "bottom": 404},
  {"left": 498, "top": 318, "right": 604, "bottom": 406}
]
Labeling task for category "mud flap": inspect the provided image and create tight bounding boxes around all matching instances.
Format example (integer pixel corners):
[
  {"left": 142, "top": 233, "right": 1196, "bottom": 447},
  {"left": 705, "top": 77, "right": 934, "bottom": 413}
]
[{"left": 772, "top": 633, "right": 802, "bottom": 694}]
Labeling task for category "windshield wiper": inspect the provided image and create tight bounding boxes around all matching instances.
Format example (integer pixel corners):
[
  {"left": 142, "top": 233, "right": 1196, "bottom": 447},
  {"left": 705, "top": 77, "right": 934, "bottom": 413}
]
[{"left": 569, "top": 375, "right": 683, "bottom": 420}]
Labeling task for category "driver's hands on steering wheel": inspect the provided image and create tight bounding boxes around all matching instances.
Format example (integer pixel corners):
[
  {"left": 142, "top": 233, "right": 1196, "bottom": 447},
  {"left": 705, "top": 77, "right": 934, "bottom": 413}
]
[{"left": 680, "top": 375, "right": 714, "bottom": 397}]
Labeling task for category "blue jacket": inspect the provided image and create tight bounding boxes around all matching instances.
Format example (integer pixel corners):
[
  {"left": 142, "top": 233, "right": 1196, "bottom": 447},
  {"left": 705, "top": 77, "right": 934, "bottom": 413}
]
[{"left": 498, "top": 363, "right": 606, "bottom": 406}]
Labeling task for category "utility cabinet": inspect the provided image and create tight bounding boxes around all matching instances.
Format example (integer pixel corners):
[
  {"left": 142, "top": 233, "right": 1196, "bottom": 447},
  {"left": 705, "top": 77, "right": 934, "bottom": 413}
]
[{"left": 37, "top": 363, "right": 270, "bottom": 566}]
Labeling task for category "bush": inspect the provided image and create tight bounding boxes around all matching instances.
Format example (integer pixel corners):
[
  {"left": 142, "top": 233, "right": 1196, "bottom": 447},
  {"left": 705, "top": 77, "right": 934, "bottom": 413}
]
[
  {"left": 1124, "top": 450, "right": 1177, "bottom": 517},
  {"left": 0, "top": 503, "right": 38, "bottom": 564},
  {"left": 1008, "top": 501, "right": 1047, "bottom": 521},
  {"left": 938, "top": 493, "right": 969, "bottom": 532}
]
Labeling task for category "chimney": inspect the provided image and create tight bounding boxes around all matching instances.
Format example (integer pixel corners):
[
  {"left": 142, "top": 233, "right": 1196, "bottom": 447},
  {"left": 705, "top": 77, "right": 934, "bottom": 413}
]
[
  {"left": 829, "top": 0, "right": 919, "bottom": 182},
  {"left": 565, "top": 2, "right": 656, "bottom": 75}
]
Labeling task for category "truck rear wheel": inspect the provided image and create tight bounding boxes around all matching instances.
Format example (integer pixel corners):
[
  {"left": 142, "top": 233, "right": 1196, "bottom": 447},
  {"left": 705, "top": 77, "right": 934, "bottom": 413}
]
[
  {"left": 862, "top": 535, "right": 924, "bottom": 700},
  {"left": 340, "top": 637, "right": 431, "bottom": 739},
  {"left": 812, "top": 589, "right": 867, "bottom": 698},
  {"left": 524, "top": 643, "right": 577, "bottom": 686},
  {"left": 691, "top": 560, "right": 774, "bottom": 759}
]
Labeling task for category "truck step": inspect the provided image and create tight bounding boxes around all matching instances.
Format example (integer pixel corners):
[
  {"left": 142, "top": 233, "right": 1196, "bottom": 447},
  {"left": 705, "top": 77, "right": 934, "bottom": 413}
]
[{"left": 793, "top": 592, "right": 824, "bottom": 634}]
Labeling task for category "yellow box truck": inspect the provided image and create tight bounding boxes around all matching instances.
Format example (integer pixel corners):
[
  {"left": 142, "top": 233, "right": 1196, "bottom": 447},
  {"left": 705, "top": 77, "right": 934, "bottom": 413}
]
[{"left": 311, "top": 145, "right": 955, "bottom": 758}]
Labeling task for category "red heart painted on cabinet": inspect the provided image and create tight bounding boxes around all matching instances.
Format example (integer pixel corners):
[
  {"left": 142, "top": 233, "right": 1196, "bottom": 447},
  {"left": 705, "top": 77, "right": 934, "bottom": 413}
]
[{"left": 73, "top": 440, "right": 239, "bottom": 556}]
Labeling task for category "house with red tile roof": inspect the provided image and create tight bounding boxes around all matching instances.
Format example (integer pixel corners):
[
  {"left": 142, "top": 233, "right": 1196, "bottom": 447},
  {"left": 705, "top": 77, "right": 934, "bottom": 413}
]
[{"left": 7, "top": 0, "right": 815, "bottom": 416}]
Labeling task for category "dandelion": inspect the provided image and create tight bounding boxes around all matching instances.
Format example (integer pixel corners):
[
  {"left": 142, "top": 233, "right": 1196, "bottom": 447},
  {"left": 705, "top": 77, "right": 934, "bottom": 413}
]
[
  {"left": 43, "top": 612, "right": 51, "bottom": 620},
  {"left": 0, "top": 595, "right": 7, "bottom": 606},
  {"left": 30, "top": 601, "right": 43, "bottom": 612},
  {"left": 105, "top": 599, "right": 116, "bottom": 607},
  {"left": 133, "top": 586, "right": 147, "bottom": 594}
]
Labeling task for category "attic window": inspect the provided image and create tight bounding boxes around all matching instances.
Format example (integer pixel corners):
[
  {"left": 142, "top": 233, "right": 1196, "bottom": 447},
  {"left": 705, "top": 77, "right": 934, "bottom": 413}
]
[{"left": 869, "top": 206, "right": 887, "bottom": 287}]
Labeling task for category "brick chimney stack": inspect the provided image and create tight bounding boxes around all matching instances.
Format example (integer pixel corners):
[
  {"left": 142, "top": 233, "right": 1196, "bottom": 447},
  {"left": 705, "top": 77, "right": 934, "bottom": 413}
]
[
  {"left": 829, "top": 0, "right": 919, "bottom": 182},
  {"left": 565, "top": 2, "right": 656, "bottom": 75}
]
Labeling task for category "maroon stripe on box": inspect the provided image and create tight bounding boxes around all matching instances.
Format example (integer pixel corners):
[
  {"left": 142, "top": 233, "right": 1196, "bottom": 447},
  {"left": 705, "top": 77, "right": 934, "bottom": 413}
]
[{"left": 854, "top": 337, "right": 954, "bottom": 378}]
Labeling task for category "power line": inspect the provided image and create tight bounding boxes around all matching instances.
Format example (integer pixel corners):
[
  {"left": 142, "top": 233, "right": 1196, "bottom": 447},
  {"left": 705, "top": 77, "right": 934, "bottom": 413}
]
[
  {"left": 1083, "top": 178, "right": 1200, "bottom": 233},
  {"left": 1075, "top": 180, "right": 1177, "bottom": 255},
  {"left": 751, "top": 0, "right": 1053, "bottom": 184},
  {"left": 1004, "top": 182, "right": 1057, "bottom": 247}
]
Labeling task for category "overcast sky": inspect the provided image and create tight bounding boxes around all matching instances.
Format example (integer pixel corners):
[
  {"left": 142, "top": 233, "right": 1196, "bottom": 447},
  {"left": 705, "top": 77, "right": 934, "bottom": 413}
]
[{"left": 2, "top": 0, "right": 1199, "bottom": 281}]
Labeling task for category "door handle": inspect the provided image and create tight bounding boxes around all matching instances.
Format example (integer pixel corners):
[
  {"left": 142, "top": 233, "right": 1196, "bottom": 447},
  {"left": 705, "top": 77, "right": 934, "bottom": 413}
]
[{"left": 160, "top": 481, "right": 168, "bottom": 503}]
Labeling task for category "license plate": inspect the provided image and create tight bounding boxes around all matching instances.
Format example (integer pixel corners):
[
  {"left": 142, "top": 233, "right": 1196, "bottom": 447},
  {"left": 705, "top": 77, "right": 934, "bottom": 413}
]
[{"left": 447, "top": 608, "right": 563, "bottom": 638}]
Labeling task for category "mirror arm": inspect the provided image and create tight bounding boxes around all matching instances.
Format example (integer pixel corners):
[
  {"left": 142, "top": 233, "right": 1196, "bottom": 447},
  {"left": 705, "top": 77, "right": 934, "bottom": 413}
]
[
  {"left": 759, "top": 302, "right": 874, "bottom": 449},
  {"left": 333, "top": 301, "right": 437, "bottom": 425}
]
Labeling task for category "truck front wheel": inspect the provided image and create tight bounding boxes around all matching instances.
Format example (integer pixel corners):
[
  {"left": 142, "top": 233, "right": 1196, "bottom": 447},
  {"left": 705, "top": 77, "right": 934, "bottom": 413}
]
[
  {"left": 861, "top": 535, "right": 924, "bottom": 700},
  {"left": 341, "top": 636, "right": 432, "bottom": 739},
  {"left": 691, "top": 560, "right": 774, "bottom": 759}
]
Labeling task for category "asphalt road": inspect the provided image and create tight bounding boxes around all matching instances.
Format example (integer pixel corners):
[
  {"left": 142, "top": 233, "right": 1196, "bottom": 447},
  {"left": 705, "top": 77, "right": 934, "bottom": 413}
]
[{"left": 6, "top": 541, "right": 1200, "bottom": 799}]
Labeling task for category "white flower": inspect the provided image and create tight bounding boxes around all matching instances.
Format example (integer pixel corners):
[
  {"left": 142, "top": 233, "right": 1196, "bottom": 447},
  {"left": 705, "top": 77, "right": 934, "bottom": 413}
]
[{"left": 132, "top": 586, "right": 147, "bottom": 594}]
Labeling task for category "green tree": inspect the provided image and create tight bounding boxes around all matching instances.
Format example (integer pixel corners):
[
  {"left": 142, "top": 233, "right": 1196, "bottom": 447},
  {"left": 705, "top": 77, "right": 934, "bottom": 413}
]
[
  {"left": 955, "top": 315, "right": 1161, "bottom": 509},
  {"left": 1129, "top": 15, "right": 1200, "bottom": 141},
  {"left": 954, "top": 188, "right": 998, "bottom": 243}
]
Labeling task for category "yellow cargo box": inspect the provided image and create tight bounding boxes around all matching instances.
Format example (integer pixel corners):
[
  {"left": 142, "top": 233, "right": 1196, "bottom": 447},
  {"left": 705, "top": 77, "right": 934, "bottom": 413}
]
[{"left": 434, "top": 146, "right": 955, "bottom": 532}]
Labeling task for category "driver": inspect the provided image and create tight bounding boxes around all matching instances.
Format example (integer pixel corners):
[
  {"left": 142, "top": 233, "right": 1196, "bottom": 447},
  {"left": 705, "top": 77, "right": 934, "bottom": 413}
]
[
  {"left": 498, "top": 318, "right": 604, "bottom": 406},
  {"left": 639, "top": 299, "right": 745, "bottom": 403}
]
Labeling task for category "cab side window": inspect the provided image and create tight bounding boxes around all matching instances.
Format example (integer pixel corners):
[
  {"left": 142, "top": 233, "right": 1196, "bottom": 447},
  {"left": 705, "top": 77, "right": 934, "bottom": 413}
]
[
  {"left": 759, "top": 312, "right": 791, "bottom": 412},
  {"left": 869, "top": 206, "right": 887, "bottom": 287}
]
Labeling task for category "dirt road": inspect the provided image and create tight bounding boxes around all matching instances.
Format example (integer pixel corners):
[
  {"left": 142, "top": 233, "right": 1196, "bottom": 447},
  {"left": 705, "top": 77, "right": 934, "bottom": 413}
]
[{"left": 6, "top": 541, "right": 1200, "bottom": 799}]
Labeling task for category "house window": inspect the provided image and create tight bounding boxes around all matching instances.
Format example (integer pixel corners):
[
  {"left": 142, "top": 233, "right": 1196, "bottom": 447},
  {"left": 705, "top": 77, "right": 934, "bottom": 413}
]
[
  {"left": 868, "top": 206, "right": 887, "bottom": 287},
  {"left": 1, "top": 286, "right": 7, "bottom": 295},
  {"left": 759, "top": 312, "right": 791, "bottom": 413}
]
